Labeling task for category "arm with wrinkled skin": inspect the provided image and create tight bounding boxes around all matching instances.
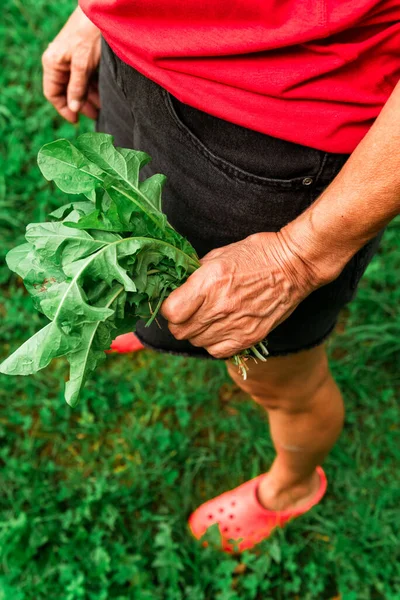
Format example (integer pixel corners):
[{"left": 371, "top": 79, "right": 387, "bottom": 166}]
[{"left": 282, "top": 79, "right": 400, "bottom": 287}]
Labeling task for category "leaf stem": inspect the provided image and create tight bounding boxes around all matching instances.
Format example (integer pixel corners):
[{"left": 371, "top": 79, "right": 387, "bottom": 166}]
[
  {"left": 250, "top": 345, "right": 267, "bottom": 362},
  {"left": 258, "top": 341, "right": 269, "bottom": 356},
  {"left": 145, "top": 287, "right": 167, "bottom": 328}
]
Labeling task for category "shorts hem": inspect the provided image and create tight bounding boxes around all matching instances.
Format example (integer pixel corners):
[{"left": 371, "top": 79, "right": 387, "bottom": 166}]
[
  {"left": 134, "top": 322, "right": 337, "bottom": 361},
  {"left": 134, "top": 329, "right": 216, "bottom": 360},
  {"left": 265, "top": 321, "right": 337, "bottom": 358}
]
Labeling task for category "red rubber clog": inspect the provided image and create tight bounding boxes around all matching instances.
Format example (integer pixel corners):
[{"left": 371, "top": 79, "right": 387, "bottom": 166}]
[
  {"left": 188, "top": 467, "right": 327, "bottom": 553},
  {"left": 107, "top": 333, "right": 145, "bottom": 354}
]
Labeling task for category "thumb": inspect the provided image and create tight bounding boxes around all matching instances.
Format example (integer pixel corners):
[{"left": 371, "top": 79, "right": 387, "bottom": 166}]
[
  {"left": 161, "top": 274, "right": 205, "bottom": 324},
  {"left": 67, "top": 51, "right": 91, "bottom": 113}
]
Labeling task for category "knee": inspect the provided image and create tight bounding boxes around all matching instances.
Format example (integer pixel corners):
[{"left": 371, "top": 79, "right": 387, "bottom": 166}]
[
  {"left": 226, "top": 355, "right": 331, "bottom": 413},
  {"left": 252, "top": 370, "right": 330, "bottom": 412}
]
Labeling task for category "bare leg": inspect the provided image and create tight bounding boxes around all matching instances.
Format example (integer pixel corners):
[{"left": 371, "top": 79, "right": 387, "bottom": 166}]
[{"left": 226, "top": 344, "right": 344, "bottom": 511}]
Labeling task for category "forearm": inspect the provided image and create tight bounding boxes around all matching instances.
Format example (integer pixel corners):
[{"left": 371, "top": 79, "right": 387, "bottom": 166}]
[{"left": 282, "top": 79, "right": 400, "bottom": 285}]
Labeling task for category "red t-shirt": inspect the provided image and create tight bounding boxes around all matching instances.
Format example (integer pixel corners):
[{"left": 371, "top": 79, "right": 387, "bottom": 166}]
[{"left": 80, "top": 0, "right": 400, "bottom": 153}]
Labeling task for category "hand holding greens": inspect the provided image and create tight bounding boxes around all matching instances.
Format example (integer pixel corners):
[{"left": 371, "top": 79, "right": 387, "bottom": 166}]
[{"left": 0, "top": 133, "right": 267, "bottom": 406}]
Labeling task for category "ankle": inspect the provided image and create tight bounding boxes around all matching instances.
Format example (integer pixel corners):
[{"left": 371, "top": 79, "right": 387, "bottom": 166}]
[{"left": 257, "top": 469, "right": 320, "bottom": 512}]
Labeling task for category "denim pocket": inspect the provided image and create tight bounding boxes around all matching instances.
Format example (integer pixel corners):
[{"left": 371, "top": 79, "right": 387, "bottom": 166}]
[{"left": 162, "top": 89, "right": 327, "bottom": 190}]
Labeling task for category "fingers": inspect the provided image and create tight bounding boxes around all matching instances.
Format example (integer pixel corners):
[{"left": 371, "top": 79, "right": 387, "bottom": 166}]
[
  {"left": 168, "top": 318, "right": 209, "bottom": 342},
  {"left": 161, "top": 272, "right": 206, "bottom": 324},
  {"left": 205, "top": 340, "right": 240, "bottom": 359},
  {"left": 79, "top": 98, "right": 99, "bottom": 120},
  {"left": 87, "top": 85, "right": 101, "bottom": 109},
  {"left": 70, "top": 85, "right": 101, "bottom": 120},
  {"left": 41, "top": 6, "right": 101, "bottom": 123},
  {"left": 79, "top": 85, "right": 101, "bottom": 119},
  {"left": 42, "top": 51, "right": 99, "bottom": 122},
  {"left": 66, "top": 49, "right": 93, "bottom": 114},
  {"left": 42, "top": 45, "right": 78, "bottom": 123}
]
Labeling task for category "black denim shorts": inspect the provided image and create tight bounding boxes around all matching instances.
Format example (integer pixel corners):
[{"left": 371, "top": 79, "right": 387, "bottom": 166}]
[{"left": 97, "top": 38, "right": 382, "bottom": 359}]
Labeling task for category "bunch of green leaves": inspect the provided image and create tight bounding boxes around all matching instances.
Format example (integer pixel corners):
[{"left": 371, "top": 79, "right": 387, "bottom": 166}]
[
  {"left": 0, "top": 132, "right": 267, "bottom": 406},
  {"left": 0, "top": 133, "right": 200, "bottom": 406}
]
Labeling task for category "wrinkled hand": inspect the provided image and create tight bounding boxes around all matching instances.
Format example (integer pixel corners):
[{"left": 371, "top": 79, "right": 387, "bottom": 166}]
[
  {"left": 42, "top": 6, "right": 101, "bottom": 123},
  {"left": 161, "top": 232, "right": 322, "bottom": 359}
]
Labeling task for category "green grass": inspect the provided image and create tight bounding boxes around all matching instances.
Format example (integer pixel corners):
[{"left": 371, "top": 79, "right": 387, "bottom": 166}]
[{"left": 1, "top": 1, "right": 400, "bottom": 598}]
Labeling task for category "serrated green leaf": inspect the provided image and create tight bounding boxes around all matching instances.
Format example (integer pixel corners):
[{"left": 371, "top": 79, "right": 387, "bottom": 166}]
[
  {"left": 75, "top": 133, "right": 151, "bottom": 186},
  {"left": 64, "top": 188, "right": 155, "bottom": 234},
  {"left": 65, "top": 208, "right": 125, "bottom": 233},
  {"left": 26, "top": 222, "right": 107, "bottom": 263},
  {"left": 6, "top": 243, "right": 68, "bottom": 316},
  {"left": 64, "top": 285, "right": 126, "bottom": 407},
  {"left": 117, "top": 236, "right": 199, "bottom": 279},
  {"left": 37, "top": 138, "right": 105, "bottom": 194},
  {"left": 0, "top": 322, "right": 80, "bottom": 376},
  {"left": 138, "top": 173, "right": 166, "bottom": 213},
  {"left": 38, "top": 134, "right": 166, "bottom": 230},
  {"left": 42, "top": 280, "right": 114, "bottom": 325},
  {"left": 62, "top": 243, "right": 136, "bottom": 292},
  {"left": 5, "top": 243, "right": 35, "bottom": 276},
  {"left": 49, "top": 201, "right": 95, "bottom": 221}
]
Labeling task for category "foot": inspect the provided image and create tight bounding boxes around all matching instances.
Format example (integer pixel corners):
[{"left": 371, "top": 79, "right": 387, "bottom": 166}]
[
  {"left": 188, "top": 467, "right": 327, "bottom": 553},
  {"left": 257, "top": 469, "right": 321, "bottom": 512}
]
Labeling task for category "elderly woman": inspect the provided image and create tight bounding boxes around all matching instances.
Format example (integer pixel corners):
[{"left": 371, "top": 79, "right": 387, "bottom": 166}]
[{"left": 42, "top": 2, "right": 400, "bottom": 552}]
